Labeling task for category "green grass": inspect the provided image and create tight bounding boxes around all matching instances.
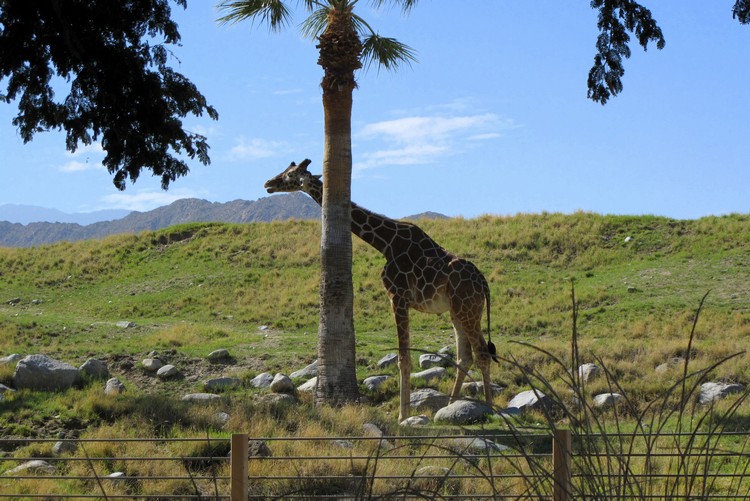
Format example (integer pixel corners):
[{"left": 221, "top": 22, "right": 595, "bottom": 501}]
[{"left": 0, "top": 213, "right": 749, "bottom": 490}]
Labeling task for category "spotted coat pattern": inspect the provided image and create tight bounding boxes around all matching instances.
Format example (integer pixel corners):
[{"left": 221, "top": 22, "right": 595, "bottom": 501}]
[{"left": 265, "top": 160, "right": 497, "bottom": 421}]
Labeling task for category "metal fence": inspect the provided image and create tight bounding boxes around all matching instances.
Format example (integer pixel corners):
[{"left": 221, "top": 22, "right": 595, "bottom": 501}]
[{"left": 1, "top": 430, "right": 750, "bottom": 500}]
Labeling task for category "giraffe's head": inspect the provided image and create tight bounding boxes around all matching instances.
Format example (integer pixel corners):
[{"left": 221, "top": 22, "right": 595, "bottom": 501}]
[{"left": 264, "top": 159, "right": 314, "bottom": 193}]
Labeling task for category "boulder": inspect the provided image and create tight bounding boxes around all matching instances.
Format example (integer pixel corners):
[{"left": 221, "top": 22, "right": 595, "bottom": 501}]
[
  {"left": 104, "top": 378, "right": 126, "bottom": 395},
  {"left": 362, "top": 375, "right": 390, "bottom": 392},
  {"left": 419, "top": 353, "right": 452, "bottom": 369},
  {"left": 461, "top": 381, "right": 504, "bottom": 397},
  {"left": 181, "top": 393, "right": 222, "bottom": 402},
  {"left": 142, "top": 358, "right": 163, "bottom": 372},
  {"left": 434, "top": 400, "right": 495, "bottom": 425},
  {"left": 79, "top": 358, "right": 110, "bottom": 380},
  {"left": 249, "top": 372, "right": 274, "bottom": 389},
  {"left": 411, "top": 367, "right": 448, "bottom": 384},
  {"left": 207, "top": 349, "right": 231, "bottom": 361},
  {"left": 5, "top": 460, "right": 56, "bottom": 475},
  {"left": 204, "top": 377, "right": 241, "bottom": 391},
  {"left": 53, "top": 440, "right": 78, "bottom": 455},
  {"left": 506, "top": 389, "right": 550, "bottom": 413},
  {"left": 156, "top": 364, "right": 179, "bottom": 379},
  {"left": 290, "top": 360, "right": 319, "bottom": 379},
  {"left": 297, "top": 377, "right": 318, "bottom": 392},
  {"left": 377, "top": 353, "right": 398, "bottom": 369},
  {"left": 451, "top": 437, "right": 509, "bottom": 454},
  {"left": 116, "top": 321, "right": 136, "bottom": 328},
  {"left": 410, "top": 388, "right": 450, "bottom": 412},
  {"left": 593, "top": 393, "right": 623, "bottom": 409},
  {"left": 13, "top": 354, "right": 80, "bottom": 391},
  {"left": 578, "top": 363, "right": 601, "bottom": 383},
  {"left": 698, "top": 382, "right": 745, "bottom": 405},
  {"left": 400, "top": 415, "right": 430, "bottom": 427},
  {"left": 270, "top": 374, "right": 295, "bottom": 394}
]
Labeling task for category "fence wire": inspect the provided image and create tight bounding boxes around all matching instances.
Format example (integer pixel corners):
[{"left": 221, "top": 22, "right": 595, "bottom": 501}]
[{"left": 1, "top": 431, "right": 749, "bottom": 500}]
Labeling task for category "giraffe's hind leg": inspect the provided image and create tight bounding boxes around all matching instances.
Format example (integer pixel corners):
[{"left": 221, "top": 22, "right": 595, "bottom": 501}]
[{"left": 449, "top": 324, "right": 473, "bottom": 402}]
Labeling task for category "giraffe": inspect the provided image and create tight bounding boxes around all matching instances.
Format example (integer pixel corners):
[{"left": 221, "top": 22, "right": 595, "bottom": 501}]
[{"left": 265, "top": 159, "right": 499, "bottom": 421}]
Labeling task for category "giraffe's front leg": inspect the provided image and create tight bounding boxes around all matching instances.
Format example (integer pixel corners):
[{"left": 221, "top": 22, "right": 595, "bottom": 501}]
[{"left": 392, "top": 300, "right": 411, "bottom": 422}]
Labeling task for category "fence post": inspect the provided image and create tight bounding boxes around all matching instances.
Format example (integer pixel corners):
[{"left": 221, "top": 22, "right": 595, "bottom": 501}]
[
  {"left": 231, "top": 433, "right": 248, "bottom": 501},
  {"left": 553, "top": 428, "right": 572, "bottom": 501}
]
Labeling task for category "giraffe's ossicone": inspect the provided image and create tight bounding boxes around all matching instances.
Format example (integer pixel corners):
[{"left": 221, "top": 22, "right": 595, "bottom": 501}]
[{"left": 265, "top": 159, "right": 499, "bottom": 422}]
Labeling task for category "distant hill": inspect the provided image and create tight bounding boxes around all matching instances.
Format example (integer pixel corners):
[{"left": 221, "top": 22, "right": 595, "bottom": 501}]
[
  {"left": 0, "top": 193, "right": 322, "bottom": 247},
  {"left": 0, "top": 204, "right": 130, "bottom": 225}
]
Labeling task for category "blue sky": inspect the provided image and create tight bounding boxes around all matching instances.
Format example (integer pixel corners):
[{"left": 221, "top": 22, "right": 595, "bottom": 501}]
[{"left": 1, "top": 1, "right": 748, "bottom": 219}]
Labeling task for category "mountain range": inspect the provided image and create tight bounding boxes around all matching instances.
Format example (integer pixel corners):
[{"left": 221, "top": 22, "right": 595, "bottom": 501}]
[{"left": 0, "top": 195, "right": 447, "bottom": 247}]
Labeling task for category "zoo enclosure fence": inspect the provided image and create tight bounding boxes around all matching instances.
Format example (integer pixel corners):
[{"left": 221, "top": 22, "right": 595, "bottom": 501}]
[{"left": 1, "top": 430, "right": 750, "bottom": 500}]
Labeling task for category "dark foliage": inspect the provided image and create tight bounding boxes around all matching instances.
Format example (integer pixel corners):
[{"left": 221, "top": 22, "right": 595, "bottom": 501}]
[
  {"left": 588, "top": 0, "right": 665, "bottom": 105},
  {"left": 734, "top": 0, "right": 750, "bottom": 23},
  {"left": 0, "top": 0, "right": 218, "bottom": 190}
]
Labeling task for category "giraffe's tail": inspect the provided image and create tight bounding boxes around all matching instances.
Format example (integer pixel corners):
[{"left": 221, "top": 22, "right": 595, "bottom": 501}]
[{"left": 485, "top": 280, "right": 499, "bottom": 364}]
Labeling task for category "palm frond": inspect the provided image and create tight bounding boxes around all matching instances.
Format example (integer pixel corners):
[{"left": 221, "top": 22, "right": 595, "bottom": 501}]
[
  {"left": 361, "top": 33, "right": 417, "bottom": 71},
  {"left": 368, "top": 0, "right": 419, "bottom": 14},
  {"left": 300, "top": 6, "right": 330, "bottom": 39},
  {"left": 216, "top": 0, "right": 292, "bottom": 31}
]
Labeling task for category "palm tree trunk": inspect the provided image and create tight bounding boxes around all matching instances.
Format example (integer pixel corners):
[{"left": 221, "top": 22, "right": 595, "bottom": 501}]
[{"left": 314, "top": 5, "right": 362, "bottom": 406}]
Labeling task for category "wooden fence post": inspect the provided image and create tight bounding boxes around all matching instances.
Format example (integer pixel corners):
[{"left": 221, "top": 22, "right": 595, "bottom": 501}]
[
  {"left": 231, "top": 433, "right": 248, "bottom": 501},
  {"left": 553, "top": 428, "right": 572, "bottom": 501}
]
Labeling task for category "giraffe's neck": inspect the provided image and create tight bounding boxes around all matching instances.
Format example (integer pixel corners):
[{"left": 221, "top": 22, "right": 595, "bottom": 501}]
[{"left": 302, "top": 177, "right": 409, "bottom": 258}]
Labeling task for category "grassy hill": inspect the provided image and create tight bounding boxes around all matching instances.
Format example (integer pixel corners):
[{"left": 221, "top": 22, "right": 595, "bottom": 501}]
[
  {"left": 1, "top": 212, "right": 749, "bottom": 497},
  {"left": 1, "top": 212, "right": 748, "bottom": 382}
]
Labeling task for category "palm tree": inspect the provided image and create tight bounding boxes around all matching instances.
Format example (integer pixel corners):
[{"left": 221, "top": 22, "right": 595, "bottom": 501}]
[{"left": 218, "top": 0, "right": 417, "bottom": 407}]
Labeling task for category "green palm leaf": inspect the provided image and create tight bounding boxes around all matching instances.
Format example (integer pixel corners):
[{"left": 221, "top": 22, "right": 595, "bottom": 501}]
[
  {"left": 361, "top": 33, "right": 417, "bottom": 71},
  {"left": 217, "top": 0, "right": 292, "bottom": 31}
]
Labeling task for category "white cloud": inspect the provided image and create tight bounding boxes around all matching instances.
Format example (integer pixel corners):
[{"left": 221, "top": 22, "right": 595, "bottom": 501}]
[
  {"left": 355, "top": 112, "right": 515, "bottom": 173},
  {"left": 225, "top": 136, "right": 283, "bottom": 161},
  {"left": 99, "top": 189, "right": 199, "bottom": 212},
  {"left": 59, "top": 142, "right": 106, "bottom": 172}
]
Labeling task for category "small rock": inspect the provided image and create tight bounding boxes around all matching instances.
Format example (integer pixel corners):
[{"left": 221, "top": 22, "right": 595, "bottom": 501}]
[
  {"left": 333, "top": 439, "right": 355, "bottom": 449},
  {"left": 624, "top": 236, "right": 633, "bottom": 243},
  {"left": 451, "top": 437, "right": 509, "bottom": 454},
  {"left": 362, "top": 423, "right": 385, "bottom": 438},
  {"left": 52, "top": 440, "right": 78, "bottom": 455},
  {"left": 377, "top": 353, "right": 398, "bottom": 369},
  {"left": 593, "top": 393, "right": 623, "bottom": 409},
  {"left": 434, "top": 400, "right": 495, "bottom": 425},
  {"left": 31, "top": 299, "right": 43, "bottom": 305},
  {"left": 108, "top": 472, "right": 126, "bottom": 478},
  {"left": 258, "top": 325, "right": 269, "bottom": 331},
  {"left": 215, "top": 412, "right": 231, "bottom": 426},
  {"left": 578, "top": 363, "right": 601, "bottom": 383},
  {"left": 204, "top": 377, "right": 241, "bottom": 391},
  {"left": 297, "top": 377, "right": 317, "bottom": 392},
  {"left": 627, "top": 286, "right": 637, "bottom": 293},
  {"left": 104, "top": 378, "right": 126, "bottom": 395},
  {"left": 249, "top": 440, "right": 272, "bottom": 458},
  {"left": 79, "top": 358, "right": 110, "bottom": 380},
  {"left": 116, "top": 321, "right": 136, "bottom": 328},
  {"left": 290, "top": 360, "right": 319, "bottom": 379},
  {"left": 259, "top": 393, "right": 297, "bottom": 406},
  {"left": 6, "top": 298, "right": 21, "bottom": 306},
  {"left": 411, "top": 367, "right": 448, "bottom": 384},
  {"left": 142, "top": 358, "right": 163, "bottom": 372},
  {"left": 410, "top": 388, "right": 450, "bottom": 412},
  {"left": 0, "top": 354, "right": 22, "bottom": 365},
  {"left": 156, "top": 364, "right": 179, "bottom": 379},
  {"left": 270, "top": 373, "right": 295, "bottom": 394},
  {"left": 362, "top": 375, "right": 390, "bottom": 392},
  {"left": 249, "top": 372, "right": 274, "bottom": 389},
  {"left": 506, "top": 389, "right": 550, "bottom": 413},
  {"left": 419, "top": 353, "right": 452, "bottom": 369},
  {"left": 181, "top": 393, "right": 222, "bottom": 402},
  {"left": 207, "top": 349, "right": 231, "bottom": 361},
  {"left": 5, "top": 460, "right": 55, "bottom": 475},
  {"left": 698, "top": 382, "right": 745, "bottom": 405},
  {"left": 400, "top": 415, "right": 430, "bottom": 427},
  {"left": 461, "top": 381, "right": 504, "bottom": 397},
  {"left": 0, "top": 384, "right": 16, "bottom": 394}
]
